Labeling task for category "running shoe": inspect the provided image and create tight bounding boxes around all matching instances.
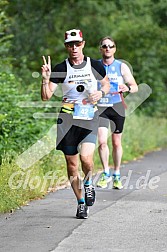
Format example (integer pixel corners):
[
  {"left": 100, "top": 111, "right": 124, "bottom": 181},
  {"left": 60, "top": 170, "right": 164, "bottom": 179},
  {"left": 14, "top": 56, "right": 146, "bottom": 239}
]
[
  {"left": 96, "top": 172, "right": 112, "bottom": 188},
  {"left": 76, "top": 204, "right": 89, "bottom": 219},
  {"left": 84, "top": 184, "right": 95, "bottom": 206},
  {"left": 113, "top": 174, "right": 123, "bottom": 189}
]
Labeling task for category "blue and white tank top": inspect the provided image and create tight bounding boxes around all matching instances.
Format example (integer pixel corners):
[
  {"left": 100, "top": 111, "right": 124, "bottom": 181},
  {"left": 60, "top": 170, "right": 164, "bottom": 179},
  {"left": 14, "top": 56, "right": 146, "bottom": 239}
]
[{"left": 98, "top": 59, "right": 124, "bottom": 106}]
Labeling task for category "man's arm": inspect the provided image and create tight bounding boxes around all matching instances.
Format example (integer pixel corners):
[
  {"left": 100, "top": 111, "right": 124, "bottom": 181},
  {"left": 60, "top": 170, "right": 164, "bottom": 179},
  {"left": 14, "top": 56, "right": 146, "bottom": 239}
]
[
  {"left": 89, "top": 59, "right": 110, "bottom": 102},
  {"left": 89, "top": 75, "right": 110, "bottom": 103},
  {"left": 41, "top": 56, "right": 57, "bottom": 101},
  {"left": 120, "top": 62, "right": 138, "bottom": 93},
  {"left": 41, "top": 80, "right": 57, "bottom": 101},
  {"left": 99, "top": 75, "right": 110, "bottom": 96}
]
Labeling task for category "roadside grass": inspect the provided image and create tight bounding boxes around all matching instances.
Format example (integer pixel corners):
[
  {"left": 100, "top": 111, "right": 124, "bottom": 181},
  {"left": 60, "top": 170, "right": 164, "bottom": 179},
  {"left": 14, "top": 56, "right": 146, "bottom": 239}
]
[
  {"left": 0, "top": 113, "right": 167, "bottom": 213},
  {"left": 122, "top": 114, "right": 167, "bottom": 160},
  {"left": 93, "top": 113, "right": 167, "bottom": 170},
  {"left": 0, "top": 151, "right": 67, "bottom": 213}
]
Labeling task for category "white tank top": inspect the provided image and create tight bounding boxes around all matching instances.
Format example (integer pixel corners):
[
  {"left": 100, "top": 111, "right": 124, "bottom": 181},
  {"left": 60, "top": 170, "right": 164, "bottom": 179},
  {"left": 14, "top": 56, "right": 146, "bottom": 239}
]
[{"left": 62, "top": 57, "right": 97, "bottom": 104}]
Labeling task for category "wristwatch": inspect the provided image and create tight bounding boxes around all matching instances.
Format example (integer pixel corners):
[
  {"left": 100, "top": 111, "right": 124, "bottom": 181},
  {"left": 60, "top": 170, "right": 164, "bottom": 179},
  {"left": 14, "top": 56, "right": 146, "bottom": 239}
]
[
  {"left": 128, "top": 86, "right": 131, "bottom": 92},
  {"left": 100, "top": 90, "right": 105, "bottom": 97}
]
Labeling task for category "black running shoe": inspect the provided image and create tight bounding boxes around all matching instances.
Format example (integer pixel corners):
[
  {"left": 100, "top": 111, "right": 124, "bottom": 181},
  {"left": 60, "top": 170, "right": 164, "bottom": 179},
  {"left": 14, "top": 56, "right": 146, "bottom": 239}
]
[
  {"left": 84, "top": 184, "right": 96, "bottom": 206},
  {"left": 76, "top": 204, "right": 89, "bottom": 219}
]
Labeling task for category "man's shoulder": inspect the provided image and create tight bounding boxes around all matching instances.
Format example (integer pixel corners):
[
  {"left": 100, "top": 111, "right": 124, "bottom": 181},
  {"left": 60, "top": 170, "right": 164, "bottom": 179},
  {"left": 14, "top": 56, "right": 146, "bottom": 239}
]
[
  {"left": 90, "top": 57, "right": 100, "bottom": 63},
  {"left": 52, "top": 60, "right": 66, "bottom": 72},
  {"left": 114, "top": 59, "right": 123, "bottom": 65},
  {"left": 89, "top": 57, "right": 106, "bottom": 79},
  {"left": 115, "top": 59, "right": 131, "bottom": 69},
  {"left": 50, "top": 60, "right": 67, "bottom": 82},
  {"left": 90, "top": 57, "right": 104, "bottom": 68}
]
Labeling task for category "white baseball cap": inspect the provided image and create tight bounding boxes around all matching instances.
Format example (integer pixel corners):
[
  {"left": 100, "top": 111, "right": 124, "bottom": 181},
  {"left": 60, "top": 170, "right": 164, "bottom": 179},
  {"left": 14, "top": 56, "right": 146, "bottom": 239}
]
[{"left": 64, "top": 29, "right": 83, "bottom": 43}]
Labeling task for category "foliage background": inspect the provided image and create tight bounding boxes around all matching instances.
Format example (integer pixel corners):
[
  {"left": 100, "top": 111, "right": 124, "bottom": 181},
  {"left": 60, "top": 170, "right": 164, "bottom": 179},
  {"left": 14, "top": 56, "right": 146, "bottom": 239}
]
[{"left": 0, "top": 0, "right": 167, "bottom": 212}]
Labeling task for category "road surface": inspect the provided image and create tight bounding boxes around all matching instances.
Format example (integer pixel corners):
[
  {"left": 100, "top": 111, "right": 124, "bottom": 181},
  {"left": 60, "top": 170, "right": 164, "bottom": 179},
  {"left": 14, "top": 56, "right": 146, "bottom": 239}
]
[{"left": 0, "top": 148, "right": 167, "bottom": 252}]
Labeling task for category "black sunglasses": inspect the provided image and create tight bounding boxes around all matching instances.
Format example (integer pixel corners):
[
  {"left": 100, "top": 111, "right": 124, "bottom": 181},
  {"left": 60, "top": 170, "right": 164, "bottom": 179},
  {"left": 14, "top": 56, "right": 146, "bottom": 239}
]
[
  {"left": 101, "top": 44, "right": 115, "bottom": 49},
  {"left": 65, "top": 41, "right": 83, "bottom": 48}
]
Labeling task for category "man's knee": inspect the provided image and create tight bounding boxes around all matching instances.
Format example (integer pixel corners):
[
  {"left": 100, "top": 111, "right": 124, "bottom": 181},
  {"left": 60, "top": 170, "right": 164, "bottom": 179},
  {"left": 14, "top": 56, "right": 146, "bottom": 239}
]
[
  {"left": 98, "top": 142, "right": 108, "bottom": 150},
  {"left": 80, "top": 155, "right": 93, "bottom": 168},
  {"left": 112, "top": 134, "right": 122, "bottom": 148}
]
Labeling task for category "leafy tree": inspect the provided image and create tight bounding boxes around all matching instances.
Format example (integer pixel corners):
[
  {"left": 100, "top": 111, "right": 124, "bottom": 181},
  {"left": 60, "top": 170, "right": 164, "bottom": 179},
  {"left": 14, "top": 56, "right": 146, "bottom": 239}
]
[
  {"left": 6, "top": 0, "right": 167, "bottom": 117},
  {"left": 0, "top": 0, "right": 55, "bottom": 161},
  {"left": 0, "top": 0, "right": 13, "bottom": 71}
]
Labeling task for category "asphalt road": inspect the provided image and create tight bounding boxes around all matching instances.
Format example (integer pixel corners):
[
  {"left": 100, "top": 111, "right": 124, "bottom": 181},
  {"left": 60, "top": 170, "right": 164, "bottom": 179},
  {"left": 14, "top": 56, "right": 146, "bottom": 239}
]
[{"left": 0, "top": 148, "right": 167, "bottom": 252}]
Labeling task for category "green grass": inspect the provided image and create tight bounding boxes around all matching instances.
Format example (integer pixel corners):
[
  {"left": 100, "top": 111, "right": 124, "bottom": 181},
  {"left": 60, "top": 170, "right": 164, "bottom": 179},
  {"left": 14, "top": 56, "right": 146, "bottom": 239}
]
[
  {"left": 0, "top": 113, "right": 167, "bottom": 213},
  {"left": 0, "top": 151, "right": 67, "bottom": 213},
  {"left": 93, "top": 113, "right": 167, "bottom": 169},
  {"left": 123, "top": 113, "right": 167, "bottom": 159}
]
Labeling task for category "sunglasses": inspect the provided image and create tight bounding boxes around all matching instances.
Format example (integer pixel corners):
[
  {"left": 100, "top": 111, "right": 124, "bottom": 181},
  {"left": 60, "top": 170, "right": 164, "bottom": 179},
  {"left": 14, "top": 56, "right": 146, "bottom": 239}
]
[
  {"left": 65, "top": 41, "right": 83, "bottom": 48},
  {"left": 101, "top": 44, "right": 115, "bottom": 49}
]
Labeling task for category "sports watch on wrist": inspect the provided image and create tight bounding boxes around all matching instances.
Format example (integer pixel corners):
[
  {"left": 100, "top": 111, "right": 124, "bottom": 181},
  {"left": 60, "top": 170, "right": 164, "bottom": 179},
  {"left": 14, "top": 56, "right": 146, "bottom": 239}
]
[
  {"left": 128, "top": 86, "right": 131, "bottom": 92},
  {"left": 100, "top": 90, "right": 105, "bottom": 97}
]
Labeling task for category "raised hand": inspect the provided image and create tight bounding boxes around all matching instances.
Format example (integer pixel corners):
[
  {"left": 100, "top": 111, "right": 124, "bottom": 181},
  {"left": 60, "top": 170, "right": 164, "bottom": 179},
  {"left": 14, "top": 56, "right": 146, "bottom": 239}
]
[{"left": 41, "top": 56, "right": 51, "bottom": 81}]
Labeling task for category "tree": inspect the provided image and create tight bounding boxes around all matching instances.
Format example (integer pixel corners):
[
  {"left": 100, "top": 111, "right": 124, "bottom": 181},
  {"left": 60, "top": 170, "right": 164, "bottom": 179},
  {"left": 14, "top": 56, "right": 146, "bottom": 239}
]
[{"left": 5, "top": 0, "right": 167, "bottom": 117}]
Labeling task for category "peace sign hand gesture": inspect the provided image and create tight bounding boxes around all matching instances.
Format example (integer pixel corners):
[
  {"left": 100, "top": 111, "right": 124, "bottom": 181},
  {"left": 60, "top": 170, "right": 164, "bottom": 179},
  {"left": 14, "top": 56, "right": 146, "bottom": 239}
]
[{"left": 41, "top": 56, "right": 51, "bottom": 81}]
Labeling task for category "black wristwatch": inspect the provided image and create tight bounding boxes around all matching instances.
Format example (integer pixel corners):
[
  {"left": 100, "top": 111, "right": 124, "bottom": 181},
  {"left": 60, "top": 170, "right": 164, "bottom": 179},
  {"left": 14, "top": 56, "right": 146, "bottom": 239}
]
[
  {"left": 128, "top": 86, "right": 131, "bottom": 92},
  {"left": 100, "top": 90, "right": 105, "bottom": 97}
]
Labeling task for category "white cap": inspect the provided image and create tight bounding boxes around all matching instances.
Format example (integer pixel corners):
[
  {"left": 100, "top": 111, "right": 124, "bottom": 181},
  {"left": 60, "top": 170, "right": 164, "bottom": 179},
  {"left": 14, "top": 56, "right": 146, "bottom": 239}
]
[{"left": 64, "top": 29, "right": 83, "bottom": 43}]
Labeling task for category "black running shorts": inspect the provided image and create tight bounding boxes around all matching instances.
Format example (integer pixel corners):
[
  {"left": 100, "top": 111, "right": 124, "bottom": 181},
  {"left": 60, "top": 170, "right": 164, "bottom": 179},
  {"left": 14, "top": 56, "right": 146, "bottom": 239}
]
[
  {"left": 56, "top": 110, "right": 99, "bottom": 155},
  {"left": 98, "top": 102, "right": 125, "bottom": 134}
]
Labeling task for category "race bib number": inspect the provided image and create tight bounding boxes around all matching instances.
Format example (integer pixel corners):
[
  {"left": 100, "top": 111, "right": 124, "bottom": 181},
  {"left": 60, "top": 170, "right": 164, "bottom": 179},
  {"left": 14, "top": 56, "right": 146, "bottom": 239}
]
[
  {"left": 73, "top": 104, "right": 94, "bottom": 120},
  {"left": 98, "top": 95, "right": 113, "bottom": 106}
]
